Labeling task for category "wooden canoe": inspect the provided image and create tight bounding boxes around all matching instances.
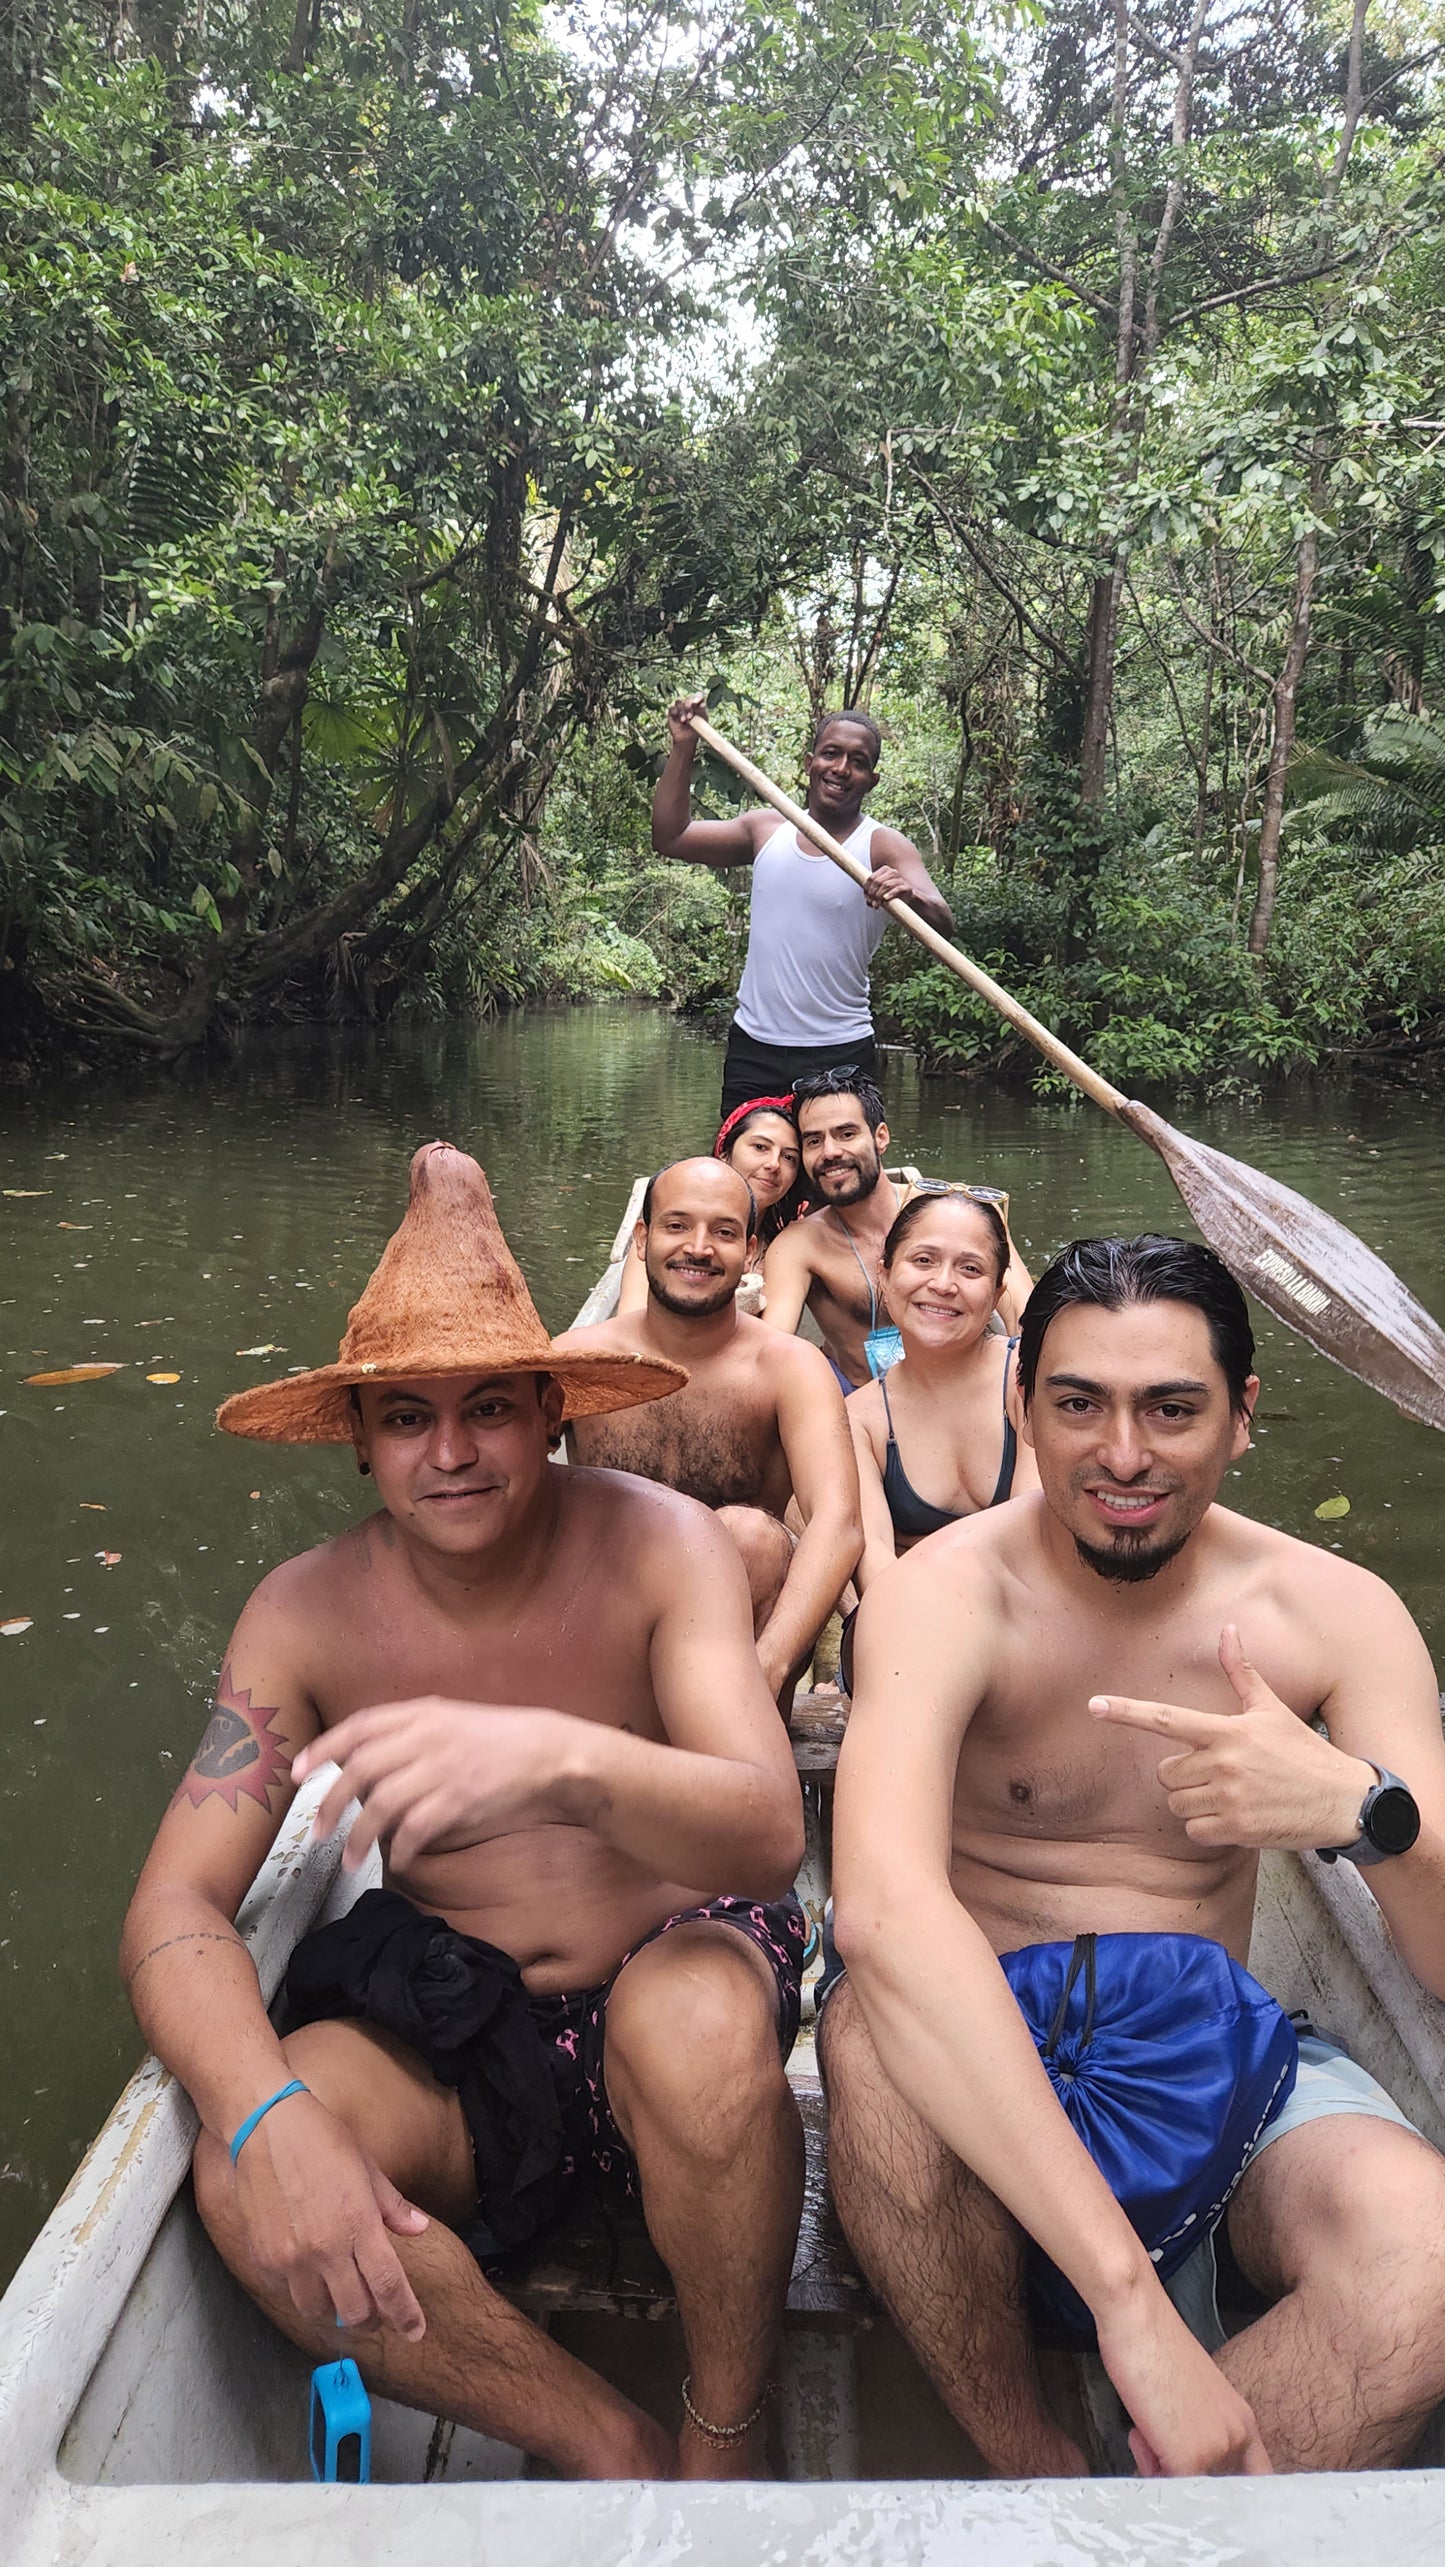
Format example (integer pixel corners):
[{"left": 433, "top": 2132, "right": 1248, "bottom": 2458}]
[{"left": 3, "top": 1186, "right": 1445, "bottom": 2563}]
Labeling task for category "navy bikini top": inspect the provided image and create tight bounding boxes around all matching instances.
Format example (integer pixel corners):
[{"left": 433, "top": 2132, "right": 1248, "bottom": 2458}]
[{"left": 880, "top": 1339, "right": 1018, "bottom": 1537}]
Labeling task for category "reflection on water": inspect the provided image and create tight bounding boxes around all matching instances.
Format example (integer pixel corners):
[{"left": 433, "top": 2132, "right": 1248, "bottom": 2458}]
[{"left": 1, "top": 1006, "right": 1442, "bottom": 2285}]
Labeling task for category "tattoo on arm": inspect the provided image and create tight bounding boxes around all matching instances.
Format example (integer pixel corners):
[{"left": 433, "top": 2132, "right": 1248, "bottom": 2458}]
[
  {"left": 124, "top": 1928, "right": 245, "bottom": 1985},
  {"left": 172, "top": 1663, "right": 292, "bottom": 1815}
]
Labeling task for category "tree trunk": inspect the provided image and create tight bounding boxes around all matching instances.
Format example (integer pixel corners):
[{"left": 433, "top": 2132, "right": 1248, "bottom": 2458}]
[
  {"left": 1079, "top": 0, "right": 1209, "bottom": 807},
  {"left": 1246, "top": 0, "right": 1368, "bottom": 957},
  {"left": 1246, "top": 519, "right": 1319, "bottom": 958},
  {"left": 1079, "top": 564, "right": 1124, "bottom": 804}
]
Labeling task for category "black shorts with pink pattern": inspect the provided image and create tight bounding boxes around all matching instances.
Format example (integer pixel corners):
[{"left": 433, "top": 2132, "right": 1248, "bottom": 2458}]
[{"left": 283, "top": 1885, "right": 805, "bottom": 2268}]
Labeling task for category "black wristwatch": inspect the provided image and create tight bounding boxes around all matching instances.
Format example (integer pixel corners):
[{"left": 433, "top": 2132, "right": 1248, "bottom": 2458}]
[{"left": 1316, "top": 1763, "right": 1421, "bottom": 1867}]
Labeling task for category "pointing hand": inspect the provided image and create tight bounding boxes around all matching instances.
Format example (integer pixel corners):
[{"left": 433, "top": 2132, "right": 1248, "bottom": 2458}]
[{"left": 1089, "top": 1626, "right": 1374, "bottom": 1852}]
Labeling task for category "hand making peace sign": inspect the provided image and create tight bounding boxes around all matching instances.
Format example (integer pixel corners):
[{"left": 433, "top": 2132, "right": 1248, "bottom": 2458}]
[{"left": 1089, "top": 1625, "right": 1376, "bottom": 1855}]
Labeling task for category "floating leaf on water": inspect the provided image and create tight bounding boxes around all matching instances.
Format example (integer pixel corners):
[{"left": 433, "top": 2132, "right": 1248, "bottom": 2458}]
[
  {"left": 98, "top": 1551, "right": 122, "bottom": 1568},
  {"left": 3, "top": 1190, "right": 49, "bottom": 1199},
  {"left": 80, "top": 1502, "right": 106, "bottom": 1511},
  {"left": 235, "top": 1344, "right": 285, "bottom": 1357},
  {"left": 1314, "top": 1494, "right": 1351, "bottom": 1520},
  {"left": 24, "top": 1363, "right": 124, "bottom": 1386},
  {"left": 57, "top": 1222, "right": 92, "bottom": 1232},
  {"left": 0, "top": 1618, "right": 33, "bottom": 1637},
  {"left": 146, "top": 1371, "right": 181, "bottom": 1384}
]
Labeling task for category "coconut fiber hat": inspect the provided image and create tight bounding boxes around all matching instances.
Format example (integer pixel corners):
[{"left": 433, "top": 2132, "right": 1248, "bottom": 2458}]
[{"left": 216, "top": 1140, "right": 686, "bottom": 1444}]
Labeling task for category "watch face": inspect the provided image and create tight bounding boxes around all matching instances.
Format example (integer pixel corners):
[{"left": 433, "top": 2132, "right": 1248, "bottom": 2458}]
[{"left": 1367, "top": 1785, "right": 1421, "bottom": 1856}]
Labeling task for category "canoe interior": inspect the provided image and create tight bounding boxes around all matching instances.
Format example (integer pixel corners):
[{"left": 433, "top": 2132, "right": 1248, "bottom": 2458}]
[{"left": 6, "top": 1175, "right": 1445, "bottom": 2554}]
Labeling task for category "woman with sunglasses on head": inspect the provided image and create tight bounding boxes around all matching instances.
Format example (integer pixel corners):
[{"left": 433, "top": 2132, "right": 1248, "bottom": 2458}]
[
  {"left": 617, "top": 1096, "right": 805, "bottom": 1314},
  {"left": 843, "top": 1191, "right": 1038, "bottom": 1648}
]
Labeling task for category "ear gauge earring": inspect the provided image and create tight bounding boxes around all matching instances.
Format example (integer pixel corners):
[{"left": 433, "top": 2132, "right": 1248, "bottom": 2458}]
[{"left": 357, "top": 1459, "right": 371, "bottom": 1477}]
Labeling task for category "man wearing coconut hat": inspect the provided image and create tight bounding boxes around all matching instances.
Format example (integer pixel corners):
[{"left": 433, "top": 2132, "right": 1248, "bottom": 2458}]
[{"left": 121, "top": 1143, "right": 808, "bottom": 2481}]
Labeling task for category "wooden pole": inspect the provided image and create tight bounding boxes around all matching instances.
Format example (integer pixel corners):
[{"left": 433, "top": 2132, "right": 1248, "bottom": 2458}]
[{"left": 689, "top": 714, "right": 1127, "bottom": 1118}]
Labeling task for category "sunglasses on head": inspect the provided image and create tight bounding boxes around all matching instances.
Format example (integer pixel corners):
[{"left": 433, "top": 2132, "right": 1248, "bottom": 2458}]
[{"left": 790, "top": 1065, "right": 864, "bottom": 1100}]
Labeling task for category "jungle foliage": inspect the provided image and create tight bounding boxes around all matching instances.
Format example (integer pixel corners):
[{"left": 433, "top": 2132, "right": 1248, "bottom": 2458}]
[{"left": 2, "top": 0, "right": 1444, "bottom": 1086}]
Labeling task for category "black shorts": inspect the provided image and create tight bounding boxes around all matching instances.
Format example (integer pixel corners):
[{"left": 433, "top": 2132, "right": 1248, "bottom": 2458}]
[
  {"left": 721, "top": 1020, "right": 879, "bottom": 1121},
  {"left": 284, "top": 1887, "right": 806, "bottom": 2265}
]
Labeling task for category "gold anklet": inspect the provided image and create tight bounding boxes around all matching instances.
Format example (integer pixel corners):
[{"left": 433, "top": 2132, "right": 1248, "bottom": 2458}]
[{"left": 680, "top": 2374, "right": 768, "bottom": 2444}]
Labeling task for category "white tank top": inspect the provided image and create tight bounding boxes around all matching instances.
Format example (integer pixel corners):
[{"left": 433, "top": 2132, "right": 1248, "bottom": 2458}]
[{"left": 734, "top": 817, "right": 886, "bottom": 1046}]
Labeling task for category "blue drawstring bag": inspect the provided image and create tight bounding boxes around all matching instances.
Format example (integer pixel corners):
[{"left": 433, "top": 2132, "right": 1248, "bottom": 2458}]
[{"left": 997, "top": 1931, "right": 1298, "bottom": 2336}]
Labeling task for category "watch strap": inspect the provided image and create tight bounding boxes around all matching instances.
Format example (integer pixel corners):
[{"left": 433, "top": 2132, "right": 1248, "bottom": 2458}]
[{"left": 1316, "top": 1763, "right": 1415, "bottom": 1868}]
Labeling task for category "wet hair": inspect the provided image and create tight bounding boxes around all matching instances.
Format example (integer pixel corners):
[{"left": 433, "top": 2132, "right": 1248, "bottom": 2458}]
[
  {"left": 1018, "top": 1236, "right": 1256, "bottom": 1414},
  {"left": 883, "top": 1187, "right": 1009, "bottom": 1286},
  {"left": 812, "top": 708, "right": 882, "bottom": 764},
  {"left": 791, "top": 1067, "right": 886, "bottom": 1135},
  {"left": 641, "top": 1157, "right": 757, "bottom": 1236}
]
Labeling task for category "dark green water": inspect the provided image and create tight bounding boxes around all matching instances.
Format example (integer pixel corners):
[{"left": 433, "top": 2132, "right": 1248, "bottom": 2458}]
[{"left": 1, "top": 1005, "right": 1443, "bottom": 2287}]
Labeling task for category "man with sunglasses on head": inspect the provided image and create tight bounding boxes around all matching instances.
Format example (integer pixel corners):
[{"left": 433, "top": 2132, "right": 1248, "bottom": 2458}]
[
  {"left": 762, "top": 1072, "right": 1031, "bottom": 1393},
  {"left": 651, "top": 694, "right": 952, "bottom": 1119}
]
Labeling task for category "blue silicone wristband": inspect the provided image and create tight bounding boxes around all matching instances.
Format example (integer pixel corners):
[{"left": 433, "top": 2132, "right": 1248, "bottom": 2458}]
[{"left": 229, "top": 2078, "right": 309, "bottom": 2165}]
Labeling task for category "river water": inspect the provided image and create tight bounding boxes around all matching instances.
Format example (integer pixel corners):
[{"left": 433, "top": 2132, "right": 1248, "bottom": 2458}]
[{"left": 1, "top": 1004, "right": 1443, "bottom": 2288}]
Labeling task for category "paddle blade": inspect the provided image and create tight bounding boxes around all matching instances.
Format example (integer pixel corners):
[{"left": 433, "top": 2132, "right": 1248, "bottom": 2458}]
[{"left": 1119, "top": 1100, "right": 1445, "bottom": 1433}]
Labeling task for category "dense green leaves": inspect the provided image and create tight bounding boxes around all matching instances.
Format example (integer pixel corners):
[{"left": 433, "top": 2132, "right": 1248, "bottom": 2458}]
[{"left": 2, "top": 0, "right": 1443, "bottom": 1086}]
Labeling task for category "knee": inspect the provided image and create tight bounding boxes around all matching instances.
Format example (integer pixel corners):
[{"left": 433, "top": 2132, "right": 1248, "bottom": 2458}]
[
  {"left": 717, "top": 1507, "right": 791, "bottom": 1610},
  {"left": 1258, "top": 2135, "right": 1445, "bottom": 2353},
  {"left": 608, "top": 1946, "right": 785, "bottom": 2167}
]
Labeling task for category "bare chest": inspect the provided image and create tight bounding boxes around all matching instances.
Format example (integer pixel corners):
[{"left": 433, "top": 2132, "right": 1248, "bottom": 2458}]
[
  {"left": 572, "top": 1372, "right": 788, "bottom": 1511},
  {"left": 806, "top": 1229, "right": 884, "bottom": 1336},
  {"left": 961, "top": 1601, "right": 1316, "bottom": 1842},
  {"left": 308, "top": 1544, "right": 663, "bottom": 1742}
]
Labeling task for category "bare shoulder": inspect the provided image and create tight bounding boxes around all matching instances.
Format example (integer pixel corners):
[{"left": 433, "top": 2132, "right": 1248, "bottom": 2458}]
[
  {"left": 745, "top": 1315, "right": 837, "bottom": 1390},
  {"left": 563, "top": 1463, "right": 735, "bottom": 1562},
  {"left": 846, "top": 1377, "right": 886, "bottom": 1453},
  {"left": 219, "top": 1518, "right": 391, "bottom": 1690},
  {"left": 761, "top": 1215, "right": 812, "bottom": 1275},
  {"left": 869, "top": 822, "right": 922, "bottom": 865},
  {"left": 242, "top": 1520, "right": 381, "bottom": 1622},
  {"left": 874, "top": 1498, "right": 1020, "bottom": 1624},
  {"left": 1215, "top": 1503, "right": 1425, "bottom": 1644}
]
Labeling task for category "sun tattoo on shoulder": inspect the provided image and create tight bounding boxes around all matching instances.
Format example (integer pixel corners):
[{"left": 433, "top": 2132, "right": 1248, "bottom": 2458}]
[{"left": 173, "top": 1663, "right": 291, "bottom": 1814}]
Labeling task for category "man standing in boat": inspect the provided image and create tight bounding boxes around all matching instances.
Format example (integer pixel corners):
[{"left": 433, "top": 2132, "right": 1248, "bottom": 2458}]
[
  {"left": 120, "top": 1144, "right": 807, "bottom": 2481},
  {"left": 555, "top": 1154, "right": 861, "bottom": 1705},
  {"left": 651, "top": 694, "right": 953, "bottom": 1119},
  {"left": 760, "top": 1068, "right": 1030, "bottom": 1391},
  {"left": 824, "top": 1234, "right": 1445, "bottom": 2477}
]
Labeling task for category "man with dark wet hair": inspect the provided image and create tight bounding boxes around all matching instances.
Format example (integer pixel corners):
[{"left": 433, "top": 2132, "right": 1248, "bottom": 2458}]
[
  {"left": 823, "top": 1233, "right": 1445, "bottom": 2479},
  {"left": 651, "top": 693, "right": 952, "bottom": 1116}
]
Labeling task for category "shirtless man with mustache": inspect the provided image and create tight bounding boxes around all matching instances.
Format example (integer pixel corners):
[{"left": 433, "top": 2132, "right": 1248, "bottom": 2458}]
[
  {"left": 557, "top": 1155, "right": 861, "bottom": 1704},
  {"left": 120, "top": 1145, "right": 807, "bottom": 2482},
  {"left": 823, "top": 1232, "right": 1445, "bottom": 2478}
]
